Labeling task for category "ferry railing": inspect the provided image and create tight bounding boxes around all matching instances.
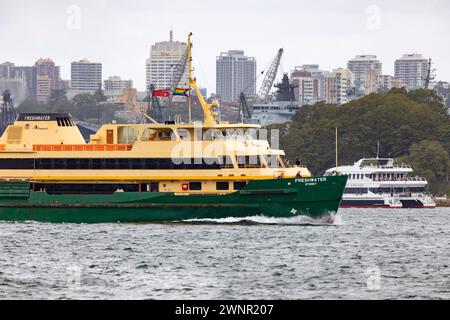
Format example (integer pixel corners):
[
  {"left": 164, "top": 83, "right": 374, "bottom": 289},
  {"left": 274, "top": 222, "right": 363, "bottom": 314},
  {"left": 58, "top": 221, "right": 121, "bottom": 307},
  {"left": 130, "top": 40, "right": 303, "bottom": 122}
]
[
  {"left": 372, "top": 177, "right": 426, "bottom": 182},
  {"left": 33, "top": 144, "right": 133, "bottom": 152}
]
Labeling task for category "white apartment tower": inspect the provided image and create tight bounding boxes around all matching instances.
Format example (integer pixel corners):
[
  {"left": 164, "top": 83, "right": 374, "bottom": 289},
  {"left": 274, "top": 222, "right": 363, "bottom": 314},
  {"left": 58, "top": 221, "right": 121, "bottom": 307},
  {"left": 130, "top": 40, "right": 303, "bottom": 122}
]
[
  {"left": 394, "top": 54, "right": 429, "bottom": 90},
  {"left": 145, "top": 30, "right": 188, "bottom": 90},
  {"left": 324, "top": 68, "right": 354, "bottom": 105},
  {"left": 347, "top": 55, "right": 382, "bottom": 95},
  {"left": 104, "top": 76, "right": 133, "bottom": 96},
  {"left": 216, "top": 50, "right": 256, "bottom": 102},
  {"left": 291, "top": 65, "right": 325, "bottom": 105},
  {"left": 70, "top": 59, "right": 102, "bottom": 93}
]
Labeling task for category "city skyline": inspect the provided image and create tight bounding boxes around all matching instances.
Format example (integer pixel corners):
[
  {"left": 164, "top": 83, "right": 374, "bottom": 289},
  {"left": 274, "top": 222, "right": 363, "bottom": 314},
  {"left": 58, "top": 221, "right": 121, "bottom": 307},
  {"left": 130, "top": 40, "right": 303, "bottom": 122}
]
[{"left": 0, "top": 0, "right": 449, "bottom": 94}]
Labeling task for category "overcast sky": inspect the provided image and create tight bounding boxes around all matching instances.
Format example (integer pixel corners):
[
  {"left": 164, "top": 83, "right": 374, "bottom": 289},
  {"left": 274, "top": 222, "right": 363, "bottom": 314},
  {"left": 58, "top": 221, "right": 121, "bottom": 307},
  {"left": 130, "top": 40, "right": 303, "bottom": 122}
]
[{"left": 1, "top": 0, "right": 449, "bottom": 93}]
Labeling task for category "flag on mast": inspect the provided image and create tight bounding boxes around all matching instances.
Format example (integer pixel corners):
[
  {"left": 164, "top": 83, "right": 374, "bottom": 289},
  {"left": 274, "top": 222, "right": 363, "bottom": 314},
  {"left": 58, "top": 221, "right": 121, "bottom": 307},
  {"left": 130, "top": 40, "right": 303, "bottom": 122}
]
[
  {"left": 152, "top": 89, "right": 170, "bottom": 97},
  {"left": 173, "top": 88, "right": 190, "bottom": 97}
]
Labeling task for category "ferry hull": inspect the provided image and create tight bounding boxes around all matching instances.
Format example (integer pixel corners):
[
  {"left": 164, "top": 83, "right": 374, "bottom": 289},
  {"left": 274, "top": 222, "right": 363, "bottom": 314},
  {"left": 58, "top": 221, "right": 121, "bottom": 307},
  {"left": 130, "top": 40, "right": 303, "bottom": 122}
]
[{"left": 0, "top": 176, "right": 347, "bottom": 224}]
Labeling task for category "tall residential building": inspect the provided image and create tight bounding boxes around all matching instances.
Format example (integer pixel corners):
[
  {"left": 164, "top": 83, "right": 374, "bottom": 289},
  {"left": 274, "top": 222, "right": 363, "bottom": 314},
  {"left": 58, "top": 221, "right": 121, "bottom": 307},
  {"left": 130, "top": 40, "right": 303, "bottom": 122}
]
[
  {"left": 35, "top": 75, "right": 52, "bottom": 103},
  {"left": 0, "top": 62, "right": 15, "bottom": 79},
  {"left": 394, "top": 53, "right": 429, "bottom": 90},
  {"left": 70, "top": 59, "right": 102, "bottom": 93},
  {"left": 2, "top": 63, "right": 35, "bottom": 97},
  {"left": 34, "top": 58, "right": 61, "bottom": 92},
  {"left": 11, "top": 66, "right": 35, "bottom": 96},
  {"left": 291, "top": 65, "right": 325, "bottom": 105},
  {"left": 324, "top": 68, "right": 354, "bottom": 105},
  {"left": 291, "top": 70, "right": 318, "bottom": 106},
  {"left": 347, "top": 55, "right": 382, "bottom": 96},
  {"left": 104, "top": 76, "right": 133, "bottom": 96},
  {"left": 145, "top": 31, "right": 188, "bottom": 90},
  {"left": 364, "top": 69, "right": 381, "bottom": 95},
  {"left": 216, "top": 50, "right": 256, "bottom": 102}
]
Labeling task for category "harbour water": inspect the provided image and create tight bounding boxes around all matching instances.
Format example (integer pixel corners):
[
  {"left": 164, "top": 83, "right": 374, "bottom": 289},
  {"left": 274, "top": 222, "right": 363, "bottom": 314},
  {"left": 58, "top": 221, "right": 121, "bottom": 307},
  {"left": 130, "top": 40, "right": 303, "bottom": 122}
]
[{"left": 0, "top": 208, "right": 449, "bottom": 300}]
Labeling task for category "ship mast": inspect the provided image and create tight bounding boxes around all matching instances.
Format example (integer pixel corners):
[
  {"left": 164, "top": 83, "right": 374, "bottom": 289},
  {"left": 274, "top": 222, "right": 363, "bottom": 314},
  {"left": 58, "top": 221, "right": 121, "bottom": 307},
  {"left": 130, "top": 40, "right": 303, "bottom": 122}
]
[{"left": 187, "top": 33, "right": 218, "bottom": 126}]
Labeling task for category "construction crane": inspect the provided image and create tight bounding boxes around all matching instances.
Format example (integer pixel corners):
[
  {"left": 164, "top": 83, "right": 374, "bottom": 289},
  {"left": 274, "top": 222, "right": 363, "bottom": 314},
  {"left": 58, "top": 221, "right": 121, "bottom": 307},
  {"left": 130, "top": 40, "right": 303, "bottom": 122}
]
[
  {"left": 258, "top": 48, "right": 284, "bottom": 102},
  {"left": 0, "top": 90, "right": 16, "bottom": 135}
]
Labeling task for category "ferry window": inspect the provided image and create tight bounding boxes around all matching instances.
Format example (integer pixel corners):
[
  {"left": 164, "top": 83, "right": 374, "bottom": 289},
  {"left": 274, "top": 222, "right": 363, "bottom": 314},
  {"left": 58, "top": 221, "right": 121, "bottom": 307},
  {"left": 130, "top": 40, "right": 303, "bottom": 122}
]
[
  {"left": 235, "top": 155, "right": 261, "bottom": 168},
  {"left": 244, "top": 129, "right": 257, "bottom": 140},
  {"left": 246, "top": 155, "right": 262, "bottom": 168},
  {"left": 189, "top": 182, "right": 202, "bottom": 191},
  {"left": 150, "top": 182, "right": 159, "bottom": 192},
  {"left": 141, "top": 128, "right": 157, "bottom": 141},
  {"left": 216, "top": 182, "right": 229, "bottom": 191},
  {"left": 233, "top": 182, "right": 247, "bottom": 190},
  {"left": 177, "top": 129, "right": 191, "bottom": 140},
  {"left": 264, "top": 155, "right": 280, "bottom": 168},
  {"left": 118, "top": 127, "right": 138, "bottom": 144},
  {"left": 203, "top": 129, "right": 214, "bottom": 141},
  {"left": 214, "top": 130, "right": 225, "bottom": 140},
  {"left": 237, "top": 156, "right": 246, "bottom": 168},
  {"left": 158, "top": 130, "right": 173, "bottom": 140},
  {"left": 218, "top": 156, "right": 234, "bottom": 169}
]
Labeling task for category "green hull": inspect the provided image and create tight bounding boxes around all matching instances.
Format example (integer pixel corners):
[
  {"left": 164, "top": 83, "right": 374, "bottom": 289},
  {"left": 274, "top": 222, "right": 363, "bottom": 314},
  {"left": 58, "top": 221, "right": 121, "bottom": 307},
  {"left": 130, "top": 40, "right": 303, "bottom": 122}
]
[{"left": 0, "top": 176, "right": 347, "bottom": 223}]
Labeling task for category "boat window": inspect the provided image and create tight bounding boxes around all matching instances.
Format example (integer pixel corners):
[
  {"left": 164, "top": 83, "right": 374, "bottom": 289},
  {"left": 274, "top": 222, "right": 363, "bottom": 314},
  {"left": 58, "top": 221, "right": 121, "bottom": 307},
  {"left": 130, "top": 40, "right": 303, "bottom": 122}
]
[
  {"left": 233, "top": 181, "right": 247, "bottom": 190},
  {"left": 177, "top": 129, "right": 191, "bottom": 141},
  {"left": 214, "top": 130, "right": 225, "bottom": 140},
  {"left": 118, "top": 127, "right": 138, "bottom": 144},
  {"left": 218, "top": 155, "right": 234, "bottom": 169},
  {"left": 203, "top": 129, "right": 214, "bottom": 141},
  {"left": 216, "top": 182, "right": 229, "bottom": 191},
  {"left": 158, "top": 129, "right": 174, "bottom": 141},
  {"left": 189, "top": 182, "right": 202, "bottom": 191},
  {"left": 237, "top": 155, "right": 262, "bottom": 168},
  {"left": 263, "top": 155, "right": 278, "bottom": 168},
  {"left": 150, "top": 182, "right": 159, "bottom": 192},
  {"left": 244, "top": 129, "right": 257, "bottom": 140},
  {"left": 344, "top": 188, "right": 368, "bottom": 194},
  {"left": 141, "top": 128, "right": 157, "bottom": 141}
]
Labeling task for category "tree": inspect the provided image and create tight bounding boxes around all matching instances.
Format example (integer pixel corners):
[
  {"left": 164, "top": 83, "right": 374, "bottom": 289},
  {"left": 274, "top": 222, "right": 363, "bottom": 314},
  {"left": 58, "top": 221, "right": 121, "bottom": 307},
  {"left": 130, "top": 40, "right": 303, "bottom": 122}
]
[
  {"left": 48, "top": 89, "right": 68, "bottom": 110},
  {"left": 406, "top": 140, "right": 449, "bottom": 183},
  {"left": 93, "top": 88, "right": 107, "bottom": 103}
]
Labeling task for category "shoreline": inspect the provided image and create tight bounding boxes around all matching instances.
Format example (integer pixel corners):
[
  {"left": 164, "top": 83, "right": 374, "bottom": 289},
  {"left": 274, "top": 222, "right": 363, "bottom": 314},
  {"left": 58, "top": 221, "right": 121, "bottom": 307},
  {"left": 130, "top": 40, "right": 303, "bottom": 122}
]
[{"left": 436, "top": 199, "right": 450, "bottom": 207}]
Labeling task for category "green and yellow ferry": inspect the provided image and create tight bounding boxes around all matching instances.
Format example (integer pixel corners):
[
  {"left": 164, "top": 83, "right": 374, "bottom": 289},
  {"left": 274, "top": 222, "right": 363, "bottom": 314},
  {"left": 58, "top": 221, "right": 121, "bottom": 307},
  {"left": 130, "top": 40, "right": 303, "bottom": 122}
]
[{"left": 0, "top": 34, "right": 347, "bottom": 224}]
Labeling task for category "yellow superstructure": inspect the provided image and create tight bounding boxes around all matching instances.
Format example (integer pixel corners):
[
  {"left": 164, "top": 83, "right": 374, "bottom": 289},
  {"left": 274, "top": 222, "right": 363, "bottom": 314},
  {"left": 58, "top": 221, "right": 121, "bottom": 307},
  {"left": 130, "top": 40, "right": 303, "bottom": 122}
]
[{"left": 0, "top": 34, "right": 311, "bottom": 195}]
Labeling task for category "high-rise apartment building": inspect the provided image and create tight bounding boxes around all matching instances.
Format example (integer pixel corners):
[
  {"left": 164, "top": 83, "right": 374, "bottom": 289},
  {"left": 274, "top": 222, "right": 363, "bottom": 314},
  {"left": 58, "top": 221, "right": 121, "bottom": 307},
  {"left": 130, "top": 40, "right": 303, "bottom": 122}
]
[
  {"left": 291, "top": 65, "right": 325, "bottom": 105},
  {"left": 324, "top": 68, "right": 354, "bottom": 105},
  {"left": 394, "top": 53, "right": 429, "bottom": 90},
  {"left": 34, "top": 58, "right": 61, "bottom": 92},
  {"left": 216, "top": 50, "right": 256, "bottom": 102},
  {"left": 145, "top": 31, "right": 188, "bottom": 91},
  {"left": 104, "top": 76, "right": 133, "bottom": 96},
  {"left": 347, "top": 55, "right": 382, "bottom": 95},
  {"left": 35, "top": 75, "right": 52, "bottom": 103},
  {"left": 70, "top": 59, "right": 102, "bottom": 93}
]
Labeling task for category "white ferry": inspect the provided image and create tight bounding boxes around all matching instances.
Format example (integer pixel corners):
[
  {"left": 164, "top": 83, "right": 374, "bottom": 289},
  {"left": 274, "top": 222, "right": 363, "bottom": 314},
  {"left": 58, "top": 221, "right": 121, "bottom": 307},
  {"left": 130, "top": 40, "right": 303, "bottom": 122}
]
[{"left": 325, "top": 158, "right": 436, "bottom": 208}]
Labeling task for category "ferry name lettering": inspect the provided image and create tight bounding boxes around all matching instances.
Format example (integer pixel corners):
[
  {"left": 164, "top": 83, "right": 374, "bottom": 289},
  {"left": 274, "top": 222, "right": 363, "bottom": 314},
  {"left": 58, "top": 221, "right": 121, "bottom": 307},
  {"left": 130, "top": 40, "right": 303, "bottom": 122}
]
[
  {"left": 295, "top": 177, "right": 327, "bottom": 183},
  {"left": 24, "top": 116, "right": 51, "bottom": 121}
]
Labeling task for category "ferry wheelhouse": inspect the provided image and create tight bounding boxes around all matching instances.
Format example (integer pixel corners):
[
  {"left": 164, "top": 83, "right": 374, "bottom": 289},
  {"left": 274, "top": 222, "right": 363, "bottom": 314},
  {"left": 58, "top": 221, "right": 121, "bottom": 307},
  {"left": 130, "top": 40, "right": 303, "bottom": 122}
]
[{"left": 325, "top": 158, "right": 435, "bottom": 208}]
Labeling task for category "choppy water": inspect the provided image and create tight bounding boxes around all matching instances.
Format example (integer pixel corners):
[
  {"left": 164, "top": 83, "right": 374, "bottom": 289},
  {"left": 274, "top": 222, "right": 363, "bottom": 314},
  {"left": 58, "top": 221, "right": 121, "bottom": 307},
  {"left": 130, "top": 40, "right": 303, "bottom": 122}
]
[{"left": 0, "top": 208, "right": 449, "bottom": 300}]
